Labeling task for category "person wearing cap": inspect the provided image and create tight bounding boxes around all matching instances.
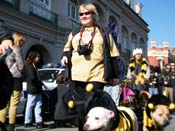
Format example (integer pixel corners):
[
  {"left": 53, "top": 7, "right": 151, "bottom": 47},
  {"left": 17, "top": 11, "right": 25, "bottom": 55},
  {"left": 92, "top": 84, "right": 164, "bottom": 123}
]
[{"left": 126, "top": 48, "right": 150, "bottom": 98}]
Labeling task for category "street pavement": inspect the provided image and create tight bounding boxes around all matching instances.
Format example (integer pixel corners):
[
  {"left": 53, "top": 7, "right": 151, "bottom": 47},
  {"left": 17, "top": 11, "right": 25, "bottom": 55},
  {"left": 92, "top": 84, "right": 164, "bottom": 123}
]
[
  {"left": 164, "top": 113, "right": 175, "bottom": 131},
  {"left": 14, "top": 114, "right": 175, "bottom": 131},
  {"left": 15, "top": 121, "right": 78, "bottom": 131}
]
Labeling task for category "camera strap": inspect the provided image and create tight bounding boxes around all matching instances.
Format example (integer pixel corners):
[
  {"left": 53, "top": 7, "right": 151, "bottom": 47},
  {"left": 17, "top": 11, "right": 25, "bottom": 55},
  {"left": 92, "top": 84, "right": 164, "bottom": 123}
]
[{"left": 79, "top": 25, "right": 96, "bottom": 47}]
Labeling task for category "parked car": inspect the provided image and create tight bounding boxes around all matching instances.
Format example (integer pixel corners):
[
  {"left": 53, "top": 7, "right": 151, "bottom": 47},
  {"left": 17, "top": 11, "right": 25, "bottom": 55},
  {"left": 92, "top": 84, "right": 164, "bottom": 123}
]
[
  {"left": 16, "top": 67, "right": 65, "bottom": 119},
  {"left": 38, "top": 68, "right": 65, "bottom": 90}
]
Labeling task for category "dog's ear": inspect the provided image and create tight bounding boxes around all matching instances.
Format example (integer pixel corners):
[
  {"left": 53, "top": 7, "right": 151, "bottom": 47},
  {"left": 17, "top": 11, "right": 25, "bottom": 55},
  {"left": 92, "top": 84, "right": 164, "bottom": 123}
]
[{"left": 109, "top": 111, "right": 115, "bottom": 118}]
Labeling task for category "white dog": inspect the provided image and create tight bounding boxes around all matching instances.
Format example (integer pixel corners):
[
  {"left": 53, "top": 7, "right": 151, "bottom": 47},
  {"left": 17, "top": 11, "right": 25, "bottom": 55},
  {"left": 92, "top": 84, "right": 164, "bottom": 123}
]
[{"left": 83, "top": 106, "right": 138, "bottom": 131}]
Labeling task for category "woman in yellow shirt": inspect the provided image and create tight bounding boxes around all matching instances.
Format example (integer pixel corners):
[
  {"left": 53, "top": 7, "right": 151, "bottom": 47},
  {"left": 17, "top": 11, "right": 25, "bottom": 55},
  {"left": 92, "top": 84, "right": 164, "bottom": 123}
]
[{"left": 59, "top": 3, "right": 120, "bottom": 129}]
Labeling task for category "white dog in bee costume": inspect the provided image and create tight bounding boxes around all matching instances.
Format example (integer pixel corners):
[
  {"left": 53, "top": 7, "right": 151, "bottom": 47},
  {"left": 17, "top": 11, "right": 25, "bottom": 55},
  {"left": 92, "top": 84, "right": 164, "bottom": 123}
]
[{"left": 83, "top": 106, "right": 138, "bottom": 131}]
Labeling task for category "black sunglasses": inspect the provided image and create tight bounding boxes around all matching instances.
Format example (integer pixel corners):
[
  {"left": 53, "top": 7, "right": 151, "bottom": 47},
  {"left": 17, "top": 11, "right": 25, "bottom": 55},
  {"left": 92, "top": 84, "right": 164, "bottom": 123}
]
[{"left": 79, "top": 12, "right": 92, "bottom": 16}]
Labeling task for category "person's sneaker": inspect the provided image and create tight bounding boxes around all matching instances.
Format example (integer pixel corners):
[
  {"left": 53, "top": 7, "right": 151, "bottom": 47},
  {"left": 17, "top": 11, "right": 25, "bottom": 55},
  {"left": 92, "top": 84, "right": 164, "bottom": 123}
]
[
  {"left": 8, "top": 124, "right": 15, "bottom": 131},
  {"left": 24, "top": 123, "right": 34, "bottom": 128},
  {"left": 35, "top": 122, "right": 48, "bottom": 129}
]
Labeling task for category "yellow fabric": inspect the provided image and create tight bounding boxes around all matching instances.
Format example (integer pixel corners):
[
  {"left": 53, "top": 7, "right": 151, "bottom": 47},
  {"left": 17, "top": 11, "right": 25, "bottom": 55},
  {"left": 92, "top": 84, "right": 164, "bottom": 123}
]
[
  {"left": 129, "top": 57, "right": 148, "bottom": 85},
  {"left": 143, "top": 110, "right": 159, "bottom": 130},
  {"left": 134, "top": 73, "right": 145, "bottom": 85},
  {"left": 129, "top": 57, "right": 148, "bottom": 76},
  {"left": 63, "top": 27, "right": 119, "bottom": 83},
  {"left": 129, "top": 62, "right": 135, "bottom": 69},
  {"left": 0, "top": 90, "right": 21, "bottom": 124},
  {"left": 112, "top": 112, "right": 130, "bottom": 131}
]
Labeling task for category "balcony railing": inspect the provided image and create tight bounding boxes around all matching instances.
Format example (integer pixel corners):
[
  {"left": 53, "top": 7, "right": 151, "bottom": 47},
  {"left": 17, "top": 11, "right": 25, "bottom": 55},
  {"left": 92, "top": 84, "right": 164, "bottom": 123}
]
[
  {"left": 29, "top": 1, "right": 58, "bottom": 26},
  {"left": 0, "top": 0, "right": 20, "bottom": 10}
]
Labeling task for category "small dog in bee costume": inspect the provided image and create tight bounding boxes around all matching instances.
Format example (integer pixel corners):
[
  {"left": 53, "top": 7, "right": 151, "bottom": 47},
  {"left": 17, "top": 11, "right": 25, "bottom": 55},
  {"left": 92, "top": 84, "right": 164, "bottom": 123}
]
[
  {"left": 143, "top": 94, "right": 175, "bottom": 131},
  {"left": 66, "top": 87, "right": 138, "bottom": 131}
]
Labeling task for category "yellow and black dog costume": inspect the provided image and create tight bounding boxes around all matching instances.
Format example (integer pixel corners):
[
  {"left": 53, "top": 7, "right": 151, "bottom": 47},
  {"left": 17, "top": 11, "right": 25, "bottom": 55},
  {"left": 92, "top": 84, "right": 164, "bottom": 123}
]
[
  {"left": 143, "top": 94, "right": 175, "bottom": 131},
  {"left": 63, "top": 85, "right": 138, "bottom": 131}
]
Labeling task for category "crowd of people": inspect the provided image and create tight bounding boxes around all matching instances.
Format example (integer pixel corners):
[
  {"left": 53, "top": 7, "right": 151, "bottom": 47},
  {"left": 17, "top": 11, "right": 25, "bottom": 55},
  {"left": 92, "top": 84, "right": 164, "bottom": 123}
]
[
  {"left": 0, "top": 18, "right": 48, "bottom": 130},
  {"left": 0, "top": 2, "right": 175, "bottom": 131},
  {"left": 149, "top": 62, "right": 175, "bottom": 103}
]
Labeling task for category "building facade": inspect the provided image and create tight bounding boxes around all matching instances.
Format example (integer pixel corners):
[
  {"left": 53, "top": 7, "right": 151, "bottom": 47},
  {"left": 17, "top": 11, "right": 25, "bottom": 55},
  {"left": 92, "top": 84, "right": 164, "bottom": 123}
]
[
  {"left": 148, "top": 40, "right": 175, "bottom": 70},
  {"left": 148, "top": 40, "right": 169, "bottom": 70},
  {"left": 0, "top": 0, "right": 149, "bottom": 66}
]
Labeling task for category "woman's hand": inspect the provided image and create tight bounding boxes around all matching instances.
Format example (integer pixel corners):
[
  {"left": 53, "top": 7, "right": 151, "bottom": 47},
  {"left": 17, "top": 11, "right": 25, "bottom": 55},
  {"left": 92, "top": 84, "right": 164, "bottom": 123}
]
[
  {"left": 0, "top": 41, "right": 13, "bottom": 56},
  {"left": 61, "top": 56, "right": 68, "bottom": 67}
]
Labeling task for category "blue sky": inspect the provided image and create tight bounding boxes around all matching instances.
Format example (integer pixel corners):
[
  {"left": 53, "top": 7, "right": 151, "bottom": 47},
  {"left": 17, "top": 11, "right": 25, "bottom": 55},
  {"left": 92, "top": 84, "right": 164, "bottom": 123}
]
[{"left": 137, "top": 0, "right": 175, "bottom": 48}]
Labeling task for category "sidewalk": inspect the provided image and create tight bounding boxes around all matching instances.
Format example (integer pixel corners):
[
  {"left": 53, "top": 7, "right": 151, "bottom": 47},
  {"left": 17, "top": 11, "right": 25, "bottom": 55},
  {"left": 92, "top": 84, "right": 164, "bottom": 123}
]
[{"left": 15, "top": 121, "right": 78, "bottom": 131}]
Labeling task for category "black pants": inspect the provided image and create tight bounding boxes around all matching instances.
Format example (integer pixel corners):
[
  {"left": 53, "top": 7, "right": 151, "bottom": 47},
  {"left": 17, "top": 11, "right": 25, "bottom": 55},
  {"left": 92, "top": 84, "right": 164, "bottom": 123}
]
[{"left": 0, "top": 62, "right": 13, "bottom": 110}]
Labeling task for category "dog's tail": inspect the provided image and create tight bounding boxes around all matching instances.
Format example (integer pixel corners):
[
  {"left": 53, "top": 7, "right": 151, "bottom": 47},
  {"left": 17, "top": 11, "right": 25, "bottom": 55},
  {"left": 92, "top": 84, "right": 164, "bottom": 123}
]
[{"left": 115, "top": 106, "right": 138, "bottom": 131}]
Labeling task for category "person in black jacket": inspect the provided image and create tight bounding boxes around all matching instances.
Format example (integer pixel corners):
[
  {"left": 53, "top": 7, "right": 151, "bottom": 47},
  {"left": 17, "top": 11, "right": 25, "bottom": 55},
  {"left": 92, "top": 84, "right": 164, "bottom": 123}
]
[
  {"left": 160, "top": 64, "right": 173, "bottom": 103},
  {"left": 24, "top": 50, "right": 47, "bottom": 129},
  {"left": 0, "top": 19, "right": 14, "bottom": 131}
]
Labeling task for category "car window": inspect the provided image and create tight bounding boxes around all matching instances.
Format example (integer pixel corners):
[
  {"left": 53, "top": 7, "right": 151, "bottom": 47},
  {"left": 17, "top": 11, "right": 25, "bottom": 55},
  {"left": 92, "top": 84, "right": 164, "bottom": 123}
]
[
  {"left": 38, "top": 70, "right": 59, "bottom": 82},
  {"left": 37, "top": 68, "right": 65, "bottom": 83}
]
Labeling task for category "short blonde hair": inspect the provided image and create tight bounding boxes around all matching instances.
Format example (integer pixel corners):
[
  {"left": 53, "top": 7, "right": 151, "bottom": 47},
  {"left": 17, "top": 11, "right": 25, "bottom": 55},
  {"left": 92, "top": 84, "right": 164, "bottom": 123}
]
[
  {"left": 12, "top": 32, "right": 26, "bottom": 47},
  {"left": 79, "top": 3, "right": 99, "bottom": 25}
]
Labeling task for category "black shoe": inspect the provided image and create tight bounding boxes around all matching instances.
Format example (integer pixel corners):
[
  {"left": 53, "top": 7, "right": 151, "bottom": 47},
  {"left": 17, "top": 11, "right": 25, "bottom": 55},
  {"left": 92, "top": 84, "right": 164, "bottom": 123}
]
[
  {"left": 35, "top": 122, "right": 48, "bottom": 129},
  {"left": 24, "top": 123, "right": 34, "bottom": 128},
  {"left": 8, "top": 124, "right": 15, "bottom": 131}
]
